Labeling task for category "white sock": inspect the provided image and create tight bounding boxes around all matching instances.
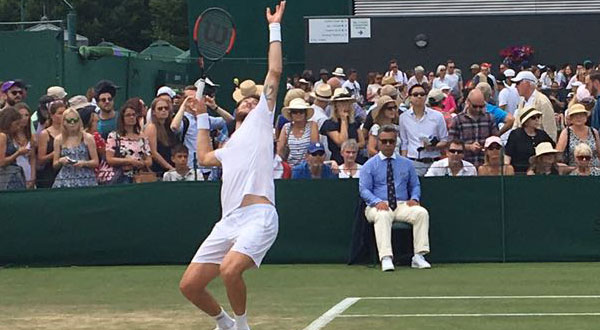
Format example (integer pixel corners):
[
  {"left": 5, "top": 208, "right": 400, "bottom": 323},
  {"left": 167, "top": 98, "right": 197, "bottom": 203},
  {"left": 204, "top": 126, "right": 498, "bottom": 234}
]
[
  {"left": 235, "top": 312, "right": 250, "bottom": 330},
  {"left": 213, "top": 307, "right": 235, "bottom": 329}
]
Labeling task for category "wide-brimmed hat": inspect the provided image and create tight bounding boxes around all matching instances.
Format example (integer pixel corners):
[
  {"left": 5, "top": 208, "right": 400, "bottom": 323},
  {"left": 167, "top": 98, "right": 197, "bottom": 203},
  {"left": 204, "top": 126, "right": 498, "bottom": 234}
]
[
  {"left": 284, "top": 88, "right": 306, "bottom": 107},
  {"left": 567, "top": 103, "right": 589, "bottom": 117},
  {"left": 532, "top": 142, "right": 559, "bottom": 158},
  {"left": 330, "top": 88, "right": 356, "bottom": 102},
  {"left": 47, "top": 86, "right": 67, "bottom": 99},
  {"left": 310, "top": 84, "right": 333, "bottom": 102},
  {"left": 519, "top": 106, "right": 543, "bottom": 124},
  {"left": 282, "top": 98, "right": 314, "bottom": 121},
  {"left": 68, "top": 95, "right": 91, "bottom": 110},
  {"left": 331, "top": 67, "right": 346, "bottom": 77},
  {"left": 371, "top": 96, "right": 397, "bottom": 120},
  {"left": 381, "top": 75, "right": 397, "bottom": 86},
  {"left": 232, "top": 80, "right": 263, "bottom": 102}
]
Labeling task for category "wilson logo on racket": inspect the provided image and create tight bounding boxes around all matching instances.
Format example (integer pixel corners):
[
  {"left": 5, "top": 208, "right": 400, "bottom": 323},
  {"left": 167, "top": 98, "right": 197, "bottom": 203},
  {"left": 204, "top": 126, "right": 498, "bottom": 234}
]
[{"left": 194, "top": 8, "right": 236, "bottom": 61}]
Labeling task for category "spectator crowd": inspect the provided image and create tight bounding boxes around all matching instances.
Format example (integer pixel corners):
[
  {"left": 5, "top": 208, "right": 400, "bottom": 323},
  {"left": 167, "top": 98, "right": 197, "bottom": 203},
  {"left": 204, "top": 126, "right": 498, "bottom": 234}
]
[{"left": 2, "top": 58, "right": 600, "bottom": 190}]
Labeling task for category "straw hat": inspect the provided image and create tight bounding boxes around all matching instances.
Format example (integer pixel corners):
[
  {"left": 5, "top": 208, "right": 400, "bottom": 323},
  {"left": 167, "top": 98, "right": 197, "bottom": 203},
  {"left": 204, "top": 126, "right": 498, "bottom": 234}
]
[
  {"left": 330, "top": 88, "right": 356, "bottom": 102},
  {"left": 371, "top": 96, "right": 397, "bottom": 120},
  {"left": 531, "top": 142, "right": 559, "bottom": 161},
  {"left": 567, "top": 103, "right": 589, "bottom": 117},
  {"left": 519, "top": 106, "right": 542, "bottom": 124},
  {"left": 331, "top": 67, "right": 346, "bottom": 77},
  {"left": 281, "top": 98, "right": 314, "bottom": 121},
  {"left": 232, "top": 80, "right": 263, "bottom": 102},
  {"left": 309, "top": 84, "right": 333, "bottom": 102},
  {"left": 284, "top": 88, "right": 306, "bottom": 107},
  {"left": 381, "top": 75, "right": 397, "bottom": 86}
]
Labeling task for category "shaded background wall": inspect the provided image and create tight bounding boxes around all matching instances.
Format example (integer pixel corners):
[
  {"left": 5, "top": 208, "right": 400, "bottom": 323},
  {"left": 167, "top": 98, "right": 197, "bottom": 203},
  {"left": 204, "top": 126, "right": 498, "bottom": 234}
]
[
  {"left": 305, "top": 14, "right": 600, "bottom": 78},
  {"left": 0, "top": 30, "right": 192, "bottom": 109}
]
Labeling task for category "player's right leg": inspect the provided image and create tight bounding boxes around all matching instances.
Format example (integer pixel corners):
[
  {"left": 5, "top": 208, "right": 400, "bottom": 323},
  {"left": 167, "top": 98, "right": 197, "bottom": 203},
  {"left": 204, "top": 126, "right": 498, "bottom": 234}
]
[{"left": 179, "top": 262, "right": 221, "bottom": 315}]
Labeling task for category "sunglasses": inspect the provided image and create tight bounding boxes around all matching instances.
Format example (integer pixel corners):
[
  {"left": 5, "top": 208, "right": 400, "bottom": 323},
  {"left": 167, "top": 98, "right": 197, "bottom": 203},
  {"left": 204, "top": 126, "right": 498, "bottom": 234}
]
[
  {"left": 123, "top": 113, "right": 138, "bottom": 118},
  {"left": 10, "top": 90, "right": 23, "bottom": 96},
  {"left": 310, "top": 151, "right": 325, "bottom": 157},
  {"left": 411, "top": 92, "right": 427, "bottom": 97},
  {"left": 471, "top": 104, "right": 486, "bottom": 109},
  {"left": 448, "top": 149, "right": 464, "bottom": 154},
  {"left": 576, "top": 155, "right": 591, "bottom": 161},
  {"left": 100, "top": 97, "right": 113, "bottom": 103},
  {"left": 64, "top": 117, "right": 79, "bottom": 124},
  {"left": 156, "top": 106, "right": 169, "bottom": 111},
  {"left": 383, "top": 105, "right": 396, "bottom": 111},
  {"left": 379, "top": 138, "right": 396, "bottom": 145},
  {"left": 290, "top": 109, "right": 306, "bottom": 115},
  {"left": 487, "top": 145, "right": 502, "bottom": 150}
]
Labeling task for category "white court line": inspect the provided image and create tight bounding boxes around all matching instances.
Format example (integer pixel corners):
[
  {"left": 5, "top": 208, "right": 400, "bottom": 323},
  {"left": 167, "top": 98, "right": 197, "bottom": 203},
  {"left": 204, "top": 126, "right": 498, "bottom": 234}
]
[
  {"left": 304, "top": 295, "right": 600, "bottom": 329},
  {"left": 338, "top": 312, "right": 600, "bottom": 318},
  {"left": 360, "top": 295, "right": 600, "bottom": 300},
  {"left": 303, "top": 297, "right": 360, "bottom": 330}
]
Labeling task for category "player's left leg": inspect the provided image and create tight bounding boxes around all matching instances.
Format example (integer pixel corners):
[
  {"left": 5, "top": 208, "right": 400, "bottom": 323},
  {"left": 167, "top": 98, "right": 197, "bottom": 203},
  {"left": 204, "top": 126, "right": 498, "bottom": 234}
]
[{"left": 222, "top": 204, "right": 279, "bottom": 329}]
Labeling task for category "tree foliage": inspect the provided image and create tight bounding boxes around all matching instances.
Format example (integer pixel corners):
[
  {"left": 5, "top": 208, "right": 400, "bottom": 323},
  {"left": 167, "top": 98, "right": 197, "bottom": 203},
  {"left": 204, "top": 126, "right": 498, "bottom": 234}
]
[{"left": 0, "top": 0, "right": 188, "bottom": 51}]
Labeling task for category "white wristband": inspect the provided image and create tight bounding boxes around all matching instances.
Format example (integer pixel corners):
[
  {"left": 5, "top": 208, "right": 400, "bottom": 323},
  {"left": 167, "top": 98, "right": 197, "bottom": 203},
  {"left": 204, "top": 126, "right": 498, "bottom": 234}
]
[
  {"left": 196, "top": 113, "right": 210, "bottom": 130},
  {"left": 269, "top": 23, "right": 281, "bottom": 43}
]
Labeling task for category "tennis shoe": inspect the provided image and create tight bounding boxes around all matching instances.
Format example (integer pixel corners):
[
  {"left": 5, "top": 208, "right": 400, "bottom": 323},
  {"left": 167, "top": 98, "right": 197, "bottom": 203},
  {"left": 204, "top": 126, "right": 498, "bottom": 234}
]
[
  {"left": 381, "top": 256, "right": 395, "bottom": 272},
  {"left": 411, "top": 254, "right": 431, "bottom": 269}
]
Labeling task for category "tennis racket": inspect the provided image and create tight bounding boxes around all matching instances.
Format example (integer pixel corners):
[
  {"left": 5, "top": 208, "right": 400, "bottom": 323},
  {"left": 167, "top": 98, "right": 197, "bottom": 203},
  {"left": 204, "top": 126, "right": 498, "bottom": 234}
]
[{"left": 192, "top": 7, "right": 236, "bottom": 98}]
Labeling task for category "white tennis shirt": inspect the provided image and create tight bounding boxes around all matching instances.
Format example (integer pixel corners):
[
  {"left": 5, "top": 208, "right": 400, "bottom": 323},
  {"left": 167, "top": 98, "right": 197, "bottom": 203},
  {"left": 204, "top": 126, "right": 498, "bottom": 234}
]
[{"left": 215, "top": 93, "right": 275, "bottom": 218}]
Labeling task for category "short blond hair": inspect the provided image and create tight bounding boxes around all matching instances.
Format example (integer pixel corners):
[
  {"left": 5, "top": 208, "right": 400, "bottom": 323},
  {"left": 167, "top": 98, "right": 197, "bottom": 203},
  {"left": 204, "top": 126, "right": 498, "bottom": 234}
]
[
  {"left": 476, "top": 82, "right": 493, "bottom": 101},
  {"left": 574, "top": 143, "right": 592, "bottom": 156}
]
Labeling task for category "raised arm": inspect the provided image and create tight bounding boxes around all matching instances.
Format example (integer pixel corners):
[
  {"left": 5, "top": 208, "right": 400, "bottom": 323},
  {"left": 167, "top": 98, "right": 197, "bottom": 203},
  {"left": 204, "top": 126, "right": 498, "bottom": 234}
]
[{"left": 263, "top": 1, "right": 286, "bottom": 111}]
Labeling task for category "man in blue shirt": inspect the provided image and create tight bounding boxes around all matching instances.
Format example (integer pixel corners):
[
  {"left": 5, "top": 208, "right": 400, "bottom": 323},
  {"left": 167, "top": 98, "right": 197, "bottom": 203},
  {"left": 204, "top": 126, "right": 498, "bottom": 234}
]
[
  {"left": 359, "top": 124, "right": 431, "bottom": 271},
  {"left": 291, "top": 142, "right": 337, "bottom": 179}
]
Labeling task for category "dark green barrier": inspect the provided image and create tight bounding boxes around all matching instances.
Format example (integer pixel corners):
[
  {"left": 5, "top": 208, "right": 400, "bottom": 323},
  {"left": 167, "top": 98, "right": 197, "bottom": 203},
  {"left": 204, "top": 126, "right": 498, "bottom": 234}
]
[{"left": 1, "top": 177, "right": 600, "bottom": 266}]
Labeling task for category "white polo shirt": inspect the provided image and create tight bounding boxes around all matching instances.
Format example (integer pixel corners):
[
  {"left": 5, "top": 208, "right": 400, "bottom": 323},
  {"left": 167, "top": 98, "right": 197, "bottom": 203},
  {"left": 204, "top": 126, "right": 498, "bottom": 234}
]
[{"left": 425, "top": 158, "right": 477, "bottom": 177}]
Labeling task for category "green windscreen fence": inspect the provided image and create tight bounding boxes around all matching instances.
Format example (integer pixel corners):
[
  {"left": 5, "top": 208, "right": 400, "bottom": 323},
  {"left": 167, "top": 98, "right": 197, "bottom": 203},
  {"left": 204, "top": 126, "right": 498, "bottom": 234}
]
[{"left": 1, "top": 177, "right": 600, "bottom": 266}]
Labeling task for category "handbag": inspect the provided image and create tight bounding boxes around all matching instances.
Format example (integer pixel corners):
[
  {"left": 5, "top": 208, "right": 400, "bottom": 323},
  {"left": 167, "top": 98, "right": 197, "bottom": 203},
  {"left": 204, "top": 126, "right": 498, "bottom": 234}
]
[{"left": 133, "top": 165, "right": 157, "bottom": 183}]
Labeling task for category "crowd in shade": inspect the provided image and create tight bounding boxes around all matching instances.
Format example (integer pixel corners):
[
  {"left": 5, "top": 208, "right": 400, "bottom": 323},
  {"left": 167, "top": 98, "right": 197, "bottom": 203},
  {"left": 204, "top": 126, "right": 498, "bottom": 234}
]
[{"left": 1, "top": 58, "right": 600, "bottom": 190}]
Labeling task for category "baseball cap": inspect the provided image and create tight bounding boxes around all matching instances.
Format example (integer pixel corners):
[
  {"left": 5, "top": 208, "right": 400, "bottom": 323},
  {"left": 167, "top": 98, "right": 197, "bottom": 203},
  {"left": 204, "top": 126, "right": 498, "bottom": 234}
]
[
  {"left": 1, "top": 80, "right": 26, "bottom": 93},
  {"left": 156, "top": 86, "right": 176, "bottom": 98},
  {"left": 470, "top": 64, "right": 480, "bottom": 70},
  {"left": 47, "top": 86, "right": 67, "bottom": 99},
  {"left": 427, "top": 89, "right": 445, "bottom": 105},
  {"left": 307, "top": 142, "right": 325, "bottom": 153},
  {"left": 511, "top": 71, "right": 538, "bottom": 84},
  {"left": 484, "top": 136, "right": 503, "bottom": 149},
  {"left": 319, "top": 68, "right": 328, "bottom": 75},
  {"left": 503, "top": 69, "right": 516, "bottom": 78},
  {"left": 481, "top": 62, "right": 492, "bottom": 69}
]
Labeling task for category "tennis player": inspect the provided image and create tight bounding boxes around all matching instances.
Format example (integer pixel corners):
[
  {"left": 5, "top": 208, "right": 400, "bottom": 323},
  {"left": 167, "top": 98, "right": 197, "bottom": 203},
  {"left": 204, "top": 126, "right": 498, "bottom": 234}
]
[{"left": 179, "top": 2, "right": 286, "bottom": 330}]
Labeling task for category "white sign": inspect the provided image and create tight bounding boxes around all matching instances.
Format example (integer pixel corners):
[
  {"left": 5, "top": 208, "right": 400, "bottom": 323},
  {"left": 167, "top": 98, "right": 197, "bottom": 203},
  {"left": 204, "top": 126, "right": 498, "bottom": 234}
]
[
  {"left": 350, "top": 18, "right": 371, "bottom": 38},
  {"left": 308, "top": 18, "right": 349, "bottom": 44}
]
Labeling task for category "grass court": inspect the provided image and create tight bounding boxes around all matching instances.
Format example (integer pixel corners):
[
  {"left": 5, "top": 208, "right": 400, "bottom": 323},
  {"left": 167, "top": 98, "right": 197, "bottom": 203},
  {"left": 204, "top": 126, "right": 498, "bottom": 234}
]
[{"left": 1, "top": 262, "right": 600, "bottom": 329}]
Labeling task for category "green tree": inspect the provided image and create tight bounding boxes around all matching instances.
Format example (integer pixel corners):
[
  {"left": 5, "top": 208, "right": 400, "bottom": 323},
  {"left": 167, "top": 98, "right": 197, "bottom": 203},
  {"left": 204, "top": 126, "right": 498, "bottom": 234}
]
[
  {"left": 148, "top": 0, "right": 188, "bottom": 50},
  {"left": 0, "top": 0, "right": 188, "bottom": 52}
]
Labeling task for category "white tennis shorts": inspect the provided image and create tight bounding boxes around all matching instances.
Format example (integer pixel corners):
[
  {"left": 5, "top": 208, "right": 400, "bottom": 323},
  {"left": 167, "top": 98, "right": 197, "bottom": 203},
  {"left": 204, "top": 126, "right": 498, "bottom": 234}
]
[{"left": 191, "top": 204, "right": 279, "bottom": 267}]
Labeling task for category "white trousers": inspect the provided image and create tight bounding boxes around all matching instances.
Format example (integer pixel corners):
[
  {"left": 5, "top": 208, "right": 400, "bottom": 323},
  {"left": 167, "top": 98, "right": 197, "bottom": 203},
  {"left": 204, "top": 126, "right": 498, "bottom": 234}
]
[{"left": 365, "top": 201, "right": 430, "bottom": 261}]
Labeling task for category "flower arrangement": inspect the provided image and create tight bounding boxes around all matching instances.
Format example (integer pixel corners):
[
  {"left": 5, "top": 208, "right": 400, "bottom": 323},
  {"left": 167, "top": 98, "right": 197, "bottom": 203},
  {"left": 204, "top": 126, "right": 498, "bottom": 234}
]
[{"left": 500, "top": 45, "right": 535, "bottom": 69}]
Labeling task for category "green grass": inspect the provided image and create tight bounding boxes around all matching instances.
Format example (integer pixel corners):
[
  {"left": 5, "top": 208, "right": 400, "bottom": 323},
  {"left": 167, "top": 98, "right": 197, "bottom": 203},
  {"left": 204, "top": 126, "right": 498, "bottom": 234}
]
[{"left": 1, "top": 263, "right": 600, "bottom": 329}]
